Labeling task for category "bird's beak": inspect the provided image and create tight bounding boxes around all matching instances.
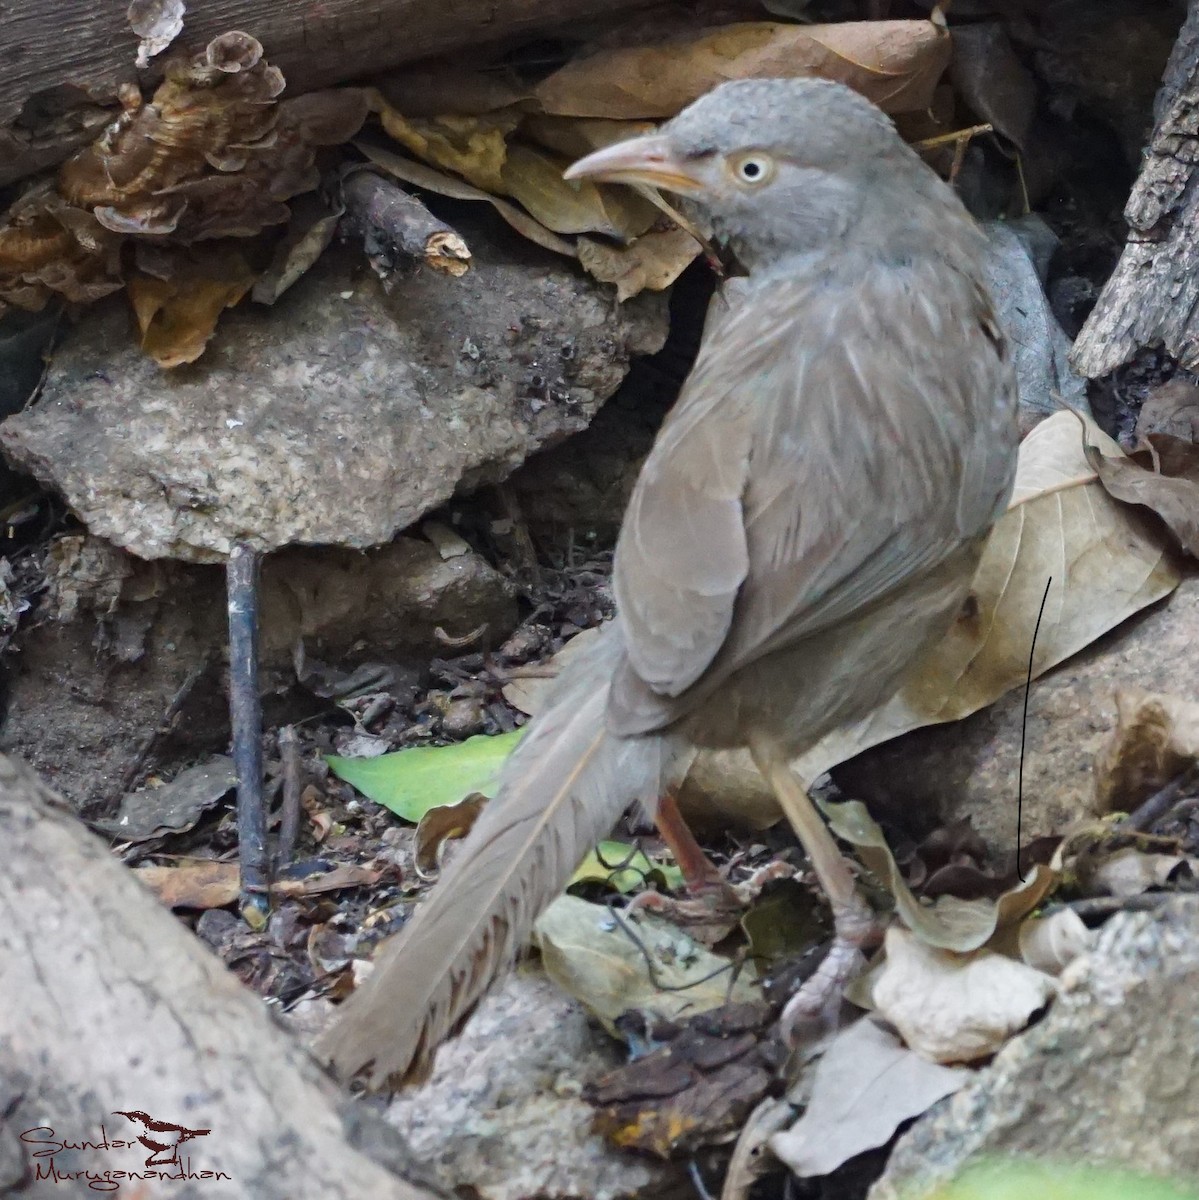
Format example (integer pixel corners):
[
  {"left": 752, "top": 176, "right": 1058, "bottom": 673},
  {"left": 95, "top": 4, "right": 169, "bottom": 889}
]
[{"left": 563, "top": 134, "right": 704, "bottom": 193}]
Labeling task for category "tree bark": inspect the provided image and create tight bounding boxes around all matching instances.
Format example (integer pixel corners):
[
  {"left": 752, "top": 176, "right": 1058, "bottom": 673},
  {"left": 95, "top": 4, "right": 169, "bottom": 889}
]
[
  {"left": 1070, "top": 0, "right": 1199, "bottom": 378},
  {"left": 1, "top": 0, "right": 649, "bottom": 186},
  {"left": 0, "top": 753, "right": 441, "bottom": 1199}
]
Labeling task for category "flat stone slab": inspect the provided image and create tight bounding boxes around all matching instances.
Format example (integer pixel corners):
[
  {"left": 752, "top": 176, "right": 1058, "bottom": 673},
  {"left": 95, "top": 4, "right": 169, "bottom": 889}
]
[{"left": 1, "top": 231, "right": 667, "bottom": 562}]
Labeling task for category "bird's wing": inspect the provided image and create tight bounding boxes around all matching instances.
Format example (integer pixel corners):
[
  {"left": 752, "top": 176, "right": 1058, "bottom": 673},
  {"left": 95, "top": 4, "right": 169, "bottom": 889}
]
[{"left": 609, "top": 257, "right": 1015, "bottom": 733}]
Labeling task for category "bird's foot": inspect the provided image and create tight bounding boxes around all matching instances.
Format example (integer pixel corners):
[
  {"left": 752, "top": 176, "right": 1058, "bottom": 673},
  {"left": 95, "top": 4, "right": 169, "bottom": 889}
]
[
  {"left": 778, "top": 893, "right": 881, "bottom": 1042},
  {"left": 628, "top": 860, "right": 796, "bottom": 946}
]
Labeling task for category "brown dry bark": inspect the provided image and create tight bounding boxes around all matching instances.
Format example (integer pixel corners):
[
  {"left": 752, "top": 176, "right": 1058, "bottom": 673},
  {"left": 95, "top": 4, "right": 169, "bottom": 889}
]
[
  {"left": 0, "top": 753, "right": 441, "bottom": 1199},
  {"left": 1, "top": 0, "right": 649, "bottom": 186},
  {"left": 1071, "top": 0, "right": 1199, "bottom": 378}
]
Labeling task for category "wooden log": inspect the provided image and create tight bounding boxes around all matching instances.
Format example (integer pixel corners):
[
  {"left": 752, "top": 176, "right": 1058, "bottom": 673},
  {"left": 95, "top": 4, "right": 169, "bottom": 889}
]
[
  {"left": 1, "top": 0, "right": 650, "bottom": 186},
  {"left": 1070, "top": 0, "right": 1199, "bottom": 378},
  {"left": 0, "top": 753, "right": 442, "bottom": 1199}
]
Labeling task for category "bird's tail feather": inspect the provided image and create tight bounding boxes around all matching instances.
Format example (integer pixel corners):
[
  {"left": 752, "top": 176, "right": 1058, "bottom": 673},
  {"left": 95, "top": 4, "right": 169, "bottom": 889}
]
[{"left": 315, "top": 624, "right": 689, "bottom": 1088}]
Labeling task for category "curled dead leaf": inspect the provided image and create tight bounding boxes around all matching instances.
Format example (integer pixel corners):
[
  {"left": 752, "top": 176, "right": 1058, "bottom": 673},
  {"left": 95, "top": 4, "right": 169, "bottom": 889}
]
[
  {"left": 820, "top": 796, "right": 1056, "bottom": 952},
  {"left": 1087, "top": 429, "right": 1199, "bottom": 560},
  {"left": 500, "top": 143, "right": 658, "bottom": 240},
  {"left": 870, "top": 926, "right": 1056, "bottom": 1063},
  {"left": 577, "top": 226, "right": 700, "bottom": 301},
  {"left": 1089, "top": 846, "right": 1193, "bottom": 900},
  {"left": 1017, "top": 908, "right": 1093, "bottom": 974},
  {"left": 413, "top": 793, "right": 487, "bottom": 875},
  {"left": 534, "top": 20, "right": 951, "bottom": 120}
]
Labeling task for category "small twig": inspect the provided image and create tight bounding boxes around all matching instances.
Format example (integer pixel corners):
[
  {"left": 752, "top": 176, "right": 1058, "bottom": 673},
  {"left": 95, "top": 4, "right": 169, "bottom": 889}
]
[
  {"left": 341, "top": 167, "right": 471, "bottom": 278},
  {"left": 604, "top": 899, "right": 735, "bottom": 995},
  {"left": 687, "top": 1161, "right": 716, "bottom": 1200},
  {"left": 275, "top": 725, "right": 303, "bottom": 871},
  {"left": 1049, "top": 892, "right": 1183, "bottom": 921},
  {"left": 227, "top": 543, "right": 269, "bottom": 928},
  {"left": 433, "top": 622, "right": 489, "bottom": 649},
  {"left": 486, "top": 663, "right": 560, "bottom": 683}
]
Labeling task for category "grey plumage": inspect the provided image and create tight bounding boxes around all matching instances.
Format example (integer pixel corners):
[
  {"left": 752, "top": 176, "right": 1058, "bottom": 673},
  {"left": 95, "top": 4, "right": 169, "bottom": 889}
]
[{"left": 317, "top": 77, "right": 1018, "bottom": 1087}]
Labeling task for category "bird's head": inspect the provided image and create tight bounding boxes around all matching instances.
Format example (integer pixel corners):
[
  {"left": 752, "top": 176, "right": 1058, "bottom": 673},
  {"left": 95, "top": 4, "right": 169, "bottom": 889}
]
[{"left": 564, "top": 78, "right": 931, "bottom": 269}]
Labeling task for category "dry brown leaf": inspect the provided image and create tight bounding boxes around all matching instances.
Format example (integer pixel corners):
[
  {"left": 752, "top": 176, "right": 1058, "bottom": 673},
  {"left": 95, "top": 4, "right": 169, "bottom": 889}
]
[
  {"left": 520, "top": 115, "right": 657, "bottom": 159},
  {"left": 375, "top": 104, "right": 519, "bottom": 192},
  {"left": 1088, "top": 431, "right": 1199, "bottom": 559},
  {"left": 534, "top": 894, "right": 757, "bottom": 1031},
  {"left": 948, "top": 22, "right": 1035, "bottom": 148},
  {"left": 273, "top": 863, "right": 382, "bottom": 896},
  {"left": 821, "top": 797, "right": 1056, "bottom": 952},
  {"left": 586, "top": 1003, "right": 780, "bottom": 1158},
  {"left": 534, "top": 20, "right": 951, "bottom": 120},
  {"left": 252, "top": 193, "right": 344, "bottom": 304},
  {"left": 769, "top": 1016, "right": 967, "bottom": 1178},
  {"left": 793, "top": 410, "right": 1181, "bottom": 783},
  {"left": 501, "top": 143, "right": 658, "bottom": 240},
  {"left": 577, "top": 226, "right": 701, "bottom": 300},
  {"left": 135, "top": 860, "right": 239, "bottom": 909},
  {"left": 1137, "top": 379, "right": 1199, "bottom": 442},
  {"left": 354, "top": 140, "right": 577, "bottom": 259},
  {"left": 128, "top": 244, "right": 257, "bottom": 367},
  {"left": 1093, "top": 687, "right": 1199, "bottom": 813},
  {"left": 413, "top": 793, "right": 488, "bottom": 875},
  {"left": 870, "top": 926, "right": 1056, "bottom": 1063}
]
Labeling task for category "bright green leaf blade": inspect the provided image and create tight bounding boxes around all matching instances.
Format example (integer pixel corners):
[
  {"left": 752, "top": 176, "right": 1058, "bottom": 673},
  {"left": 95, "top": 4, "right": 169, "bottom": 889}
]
[
  {"left": 327, "top": 730, "right": 524, "bottom": 822},
  {"left": 932, "top": 1160, "right": 1199, "bottom": 1200}
]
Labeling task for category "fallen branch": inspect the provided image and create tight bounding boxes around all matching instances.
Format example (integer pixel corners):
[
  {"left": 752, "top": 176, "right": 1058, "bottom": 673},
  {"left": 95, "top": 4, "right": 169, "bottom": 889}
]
[
  {"left": 342, "top": 169, "right": 471, "bottom": 278},
  {"left": 1, "top": 0, "right": 655, "bottom": 186}
]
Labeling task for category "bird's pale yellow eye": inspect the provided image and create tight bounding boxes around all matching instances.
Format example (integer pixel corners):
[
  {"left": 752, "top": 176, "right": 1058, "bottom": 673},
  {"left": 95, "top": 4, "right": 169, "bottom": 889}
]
[{"left": 728, "top": 151, "right": 776, "bottom": 187}]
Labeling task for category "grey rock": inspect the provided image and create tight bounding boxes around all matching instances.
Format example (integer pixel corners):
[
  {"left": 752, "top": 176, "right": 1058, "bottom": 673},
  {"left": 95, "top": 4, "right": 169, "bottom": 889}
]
[
  {"left": 0, "top": 234, "right": 668, "bottom": 562},
  {"left": 3, "top": 531, "right": 518, "bottom": 810},
  {"left": 385, "top": 967, "right": 687, "bottom": 1200},
  {"left": 260, "top": 537, "right": 518, "bottom": 659},
  {"left": 869, "top": 896, "right": 1199, "bottom": 1199},
  {"left": 835, "top": 573, "right": 1199, "bottom": 865},
  {"left": 981, "top": 217, "right": 1090, "bottom": 432}
]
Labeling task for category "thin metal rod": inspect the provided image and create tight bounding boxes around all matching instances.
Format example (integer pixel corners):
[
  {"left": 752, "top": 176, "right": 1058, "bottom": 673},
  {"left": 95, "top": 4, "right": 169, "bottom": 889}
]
[{"left": 227, "top": 543, "right": 269, "bottom": 926}]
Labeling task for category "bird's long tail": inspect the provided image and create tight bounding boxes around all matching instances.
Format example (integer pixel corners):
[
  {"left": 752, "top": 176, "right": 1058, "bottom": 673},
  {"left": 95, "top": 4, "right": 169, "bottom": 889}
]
[{"left": 315, "top": 624, "right": 689, "bottom": 1088}]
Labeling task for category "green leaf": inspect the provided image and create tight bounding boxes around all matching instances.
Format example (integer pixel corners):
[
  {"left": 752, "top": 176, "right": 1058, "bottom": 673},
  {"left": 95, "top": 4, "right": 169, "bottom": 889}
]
[
  {"left": 570, "top": 840, "right": 686, "bottom": 894},
  {"left": 327, "top": 730, "right": 523, "bottom": 822},
  {"left": 934, "top": 1160, "right": 1199, "bottom": 1200}
]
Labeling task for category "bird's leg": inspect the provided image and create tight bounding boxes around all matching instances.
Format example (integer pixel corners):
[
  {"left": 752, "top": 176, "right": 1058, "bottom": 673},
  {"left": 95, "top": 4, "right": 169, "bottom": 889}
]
[
  {"left": 747, "top": 731, "right": 879, "bottom": 1035},
  {"left": 625, "top": 790, "right": 750, "bottom": 942},
  {"left": 653, "top": 790, "right": 730, "bottom": 895}
]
